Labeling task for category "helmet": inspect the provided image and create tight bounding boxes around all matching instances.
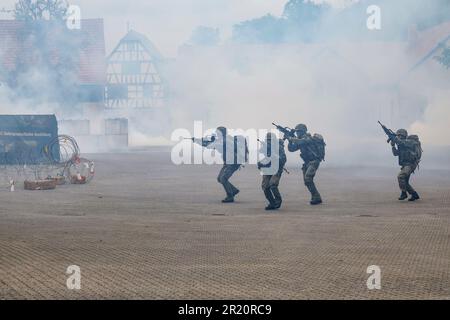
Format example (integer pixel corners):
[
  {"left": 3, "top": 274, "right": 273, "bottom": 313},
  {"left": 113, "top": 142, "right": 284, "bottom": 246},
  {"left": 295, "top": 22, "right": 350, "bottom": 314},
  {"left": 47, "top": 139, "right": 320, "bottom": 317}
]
[
  {"left": 295, "top": 124, "right": 308, "bottom": 135},
  {"left": 396, "top": 129, "right": 408, "bottom": 138}
]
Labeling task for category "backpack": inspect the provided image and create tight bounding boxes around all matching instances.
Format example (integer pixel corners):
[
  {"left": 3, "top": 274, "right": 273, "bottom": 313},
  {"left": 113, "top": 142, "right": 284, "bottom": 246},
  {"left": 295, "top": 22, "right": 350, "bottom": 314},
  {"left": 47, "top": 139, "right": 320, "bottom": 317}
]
[
  {"left": 312, "top": 133, "right": 326, "bottom": 161},
  {"left": 408, "top": 135, "right": 422, "bottom": 166}
]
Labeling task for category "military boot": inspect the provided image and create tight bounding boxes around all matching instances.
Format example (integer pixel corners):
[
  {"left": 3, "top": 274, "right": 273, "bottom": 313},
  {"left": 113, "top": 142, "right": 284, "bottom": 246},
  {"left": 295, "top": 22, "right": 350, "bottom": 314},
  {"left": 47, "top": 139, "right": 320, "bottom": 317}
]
[
  {"left": 398, "top": 191, "right": 408, "bottom": 201},
  {"left": 222, "top": 182, "right": 236, "bottom": 199},
  {"left": 222, "top": 196, "right": 234, "bottom": 203},
  {"left": 306, "top": 182, "right": 322, "bottom": 205},
  {"left": 270, "top": 186, "right": 282, "bottom": 209},
  {"left": 408, "top": 192, "right": 420, "bottom": 202},
  {"left": 264, "top": 189, "right": 277, "bottom": 210}
]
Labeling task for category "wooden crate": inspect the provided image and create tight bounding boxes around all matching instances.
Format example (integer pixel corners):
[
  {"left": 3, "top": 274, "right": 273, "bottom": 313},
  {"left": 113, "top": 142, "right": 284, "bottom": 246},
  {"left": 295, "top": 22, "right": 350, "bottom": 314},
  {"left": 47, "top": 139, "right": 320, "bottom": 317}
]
[
  {"left": 24, "top": 180, "right": 57, "bottom": 191},
  {"left": 51, "top": 176, "right": 66, "bottom": 185}
]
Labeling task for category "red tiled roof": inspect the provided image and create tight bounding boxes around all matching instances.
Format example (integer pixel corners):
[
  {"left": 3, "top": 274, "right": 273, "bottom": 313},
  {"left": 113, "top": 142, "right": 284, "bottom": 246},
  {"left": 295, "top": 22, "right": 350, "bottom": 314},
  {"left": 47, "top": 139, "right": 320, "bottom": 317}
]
[
  {"left": 411, "top": 22, "right": 450, "bottom": 59},
  {"left": 0, "top": 19, "right": 106, "bottom": 84}
]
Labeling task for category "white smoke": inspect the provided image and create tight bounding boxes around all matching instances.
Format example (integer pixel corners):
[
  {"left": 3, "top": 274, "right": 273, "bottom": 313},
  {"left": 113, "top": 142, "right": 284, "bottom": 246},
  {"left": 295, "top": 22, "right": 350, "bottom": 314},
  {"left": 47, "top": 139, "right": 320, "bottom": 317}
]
[
  {"left": 411, "top": 89, "right": 450, "bottom": 146},
  {"left": 165, "top": 39, "right": 450, "bottom": 166},
  {"left": 1, "top": 0, "right": 449, "bottom": 165}
]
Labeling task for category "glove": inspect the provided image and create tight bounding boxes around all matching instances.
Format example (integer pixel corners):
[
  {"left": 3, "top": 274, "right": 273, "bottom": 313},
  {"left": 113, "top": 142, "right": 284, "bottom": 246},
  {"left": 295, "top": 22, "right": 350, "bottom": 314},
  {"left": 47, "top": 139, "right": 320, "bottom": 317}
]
[{"left": 390, "top": 140, "right": 395, "bottom": 147}]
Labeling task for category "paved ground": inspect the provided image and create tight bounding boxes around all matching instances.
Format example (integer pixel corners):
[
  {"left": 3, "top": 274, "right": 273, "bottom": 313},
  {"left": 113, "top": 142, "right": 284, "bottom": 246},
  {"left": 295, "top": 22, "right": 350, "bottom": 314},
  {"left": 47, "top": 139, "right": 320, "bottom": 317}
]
[{"left": 1, "top": 151, "right": 450, "bottom": 299}]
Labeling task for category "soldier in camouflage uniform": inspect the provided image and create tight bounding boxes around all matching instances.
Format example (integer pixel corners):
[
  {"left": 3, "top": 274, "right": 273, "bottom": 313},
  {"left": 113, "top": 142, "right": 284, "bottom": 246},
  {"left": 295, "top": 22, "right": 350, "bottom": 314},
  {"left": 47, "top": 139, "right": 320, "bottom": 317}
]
[
  {"left": 258, "top": 132, "right": 287, "bottom": 211},
  {"left": 390, "top": 129, "right": 421, "bottom": 202},
  {"left": 286, "top": 124, "right": 325, "bottom": 205},
  {"left": 194, "top": 126, "right": 247, "bottom": 203}
]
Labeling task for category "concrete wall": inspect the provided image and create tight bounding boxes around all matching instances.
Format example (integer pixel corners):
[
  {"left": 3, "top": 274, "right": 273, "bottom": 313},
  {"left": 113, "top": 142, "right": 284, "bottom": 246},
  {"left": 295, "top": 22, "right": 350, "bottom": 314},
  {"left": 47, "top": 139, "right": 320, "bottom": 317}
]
[{"left": 58, "top": 118, "right": 129, "bottom": 153}]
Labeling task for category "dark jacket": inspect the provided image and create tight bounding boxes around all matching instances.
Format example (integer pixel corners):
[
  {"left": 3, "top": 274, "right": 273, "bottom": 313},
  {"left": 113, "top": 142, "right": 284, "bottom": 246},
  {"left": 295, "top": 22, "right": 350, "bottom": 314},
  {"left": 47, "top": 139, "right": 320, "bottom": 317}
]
[{"left": 288, "top": 133, "right": 321, "bottom": 163}]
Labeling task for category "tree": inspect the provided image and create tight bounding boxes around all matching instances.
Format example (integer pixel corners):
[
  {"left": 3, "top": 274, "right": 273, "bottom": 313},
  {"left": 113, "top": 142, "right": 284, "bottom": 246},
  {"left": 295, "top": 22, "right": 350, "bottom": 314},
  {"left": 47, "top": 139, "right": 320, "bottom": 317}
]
[
  {"left": 8, "top": 0, "right": 82, "bottom": 107},
  {"left": 231, "top": 0, "right": 329, "bottom": 44},
  {"left": 282, "top": 0, "right": 330, "bottom": 42},
  {"left": 14, "top": 0, "right": 68, "bottom": 21},
  {"left": 188, "top": 26, "right": 220, "bottom": 46},
  {"left": 283, "top": 0, "right": 330, "bottom": 24},
  {"left": 232, "top": 14, "right": 285, "bottom": 44}
]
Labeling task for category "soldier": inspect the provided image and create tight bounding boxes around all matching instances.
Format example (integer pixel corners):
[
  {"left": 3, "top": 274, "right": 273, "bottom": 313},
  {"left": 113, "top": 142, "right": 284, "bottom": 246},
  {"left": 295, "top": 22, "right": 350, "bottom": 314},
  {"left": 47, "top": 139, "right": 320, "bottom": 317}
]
[
  {"left": 257, "top": 132, "right": 287, "bottom": 211},
  {"left": 194, "top": 126, "right": 247, "bottom": 203},
  {"left": 286, "top": 124, "right": 326, "bottom": 205},
  {"left": 390, "top": 129, "right": 422, "bottom": 201}
]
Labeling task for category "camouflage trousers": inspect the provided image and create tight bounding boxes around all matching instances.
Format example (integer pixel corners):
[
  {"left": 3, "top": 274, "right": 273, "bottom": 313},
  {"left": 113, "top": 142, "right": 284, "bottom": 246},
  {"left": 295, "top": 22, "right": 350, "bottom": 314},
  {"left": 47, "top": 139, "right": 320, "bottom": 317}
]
[
  {"left": 398, "top": 165, "right": 417, "bottom": 194},
  {"left": 217, "top": 164, "right": 241, "bottom": 197},
  {"left": 302, "top": 160, "right": 322, "bottom": 201},
  {"left": 261, "top": 171, "right": 283, "bottom": 206}
]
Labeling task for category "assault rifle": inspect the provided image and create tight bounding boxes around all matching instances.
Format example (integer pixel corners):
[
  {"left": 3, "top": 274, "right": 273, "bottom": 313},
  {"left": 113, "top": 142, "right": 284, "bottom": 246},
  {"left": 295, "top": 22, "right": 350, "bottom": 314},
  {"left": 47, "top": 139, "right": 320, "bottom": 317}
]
[
  {"left": 378, "top": 121, "right": 396, "bottom": 143},
  {"left": 183, "top": 135, "right": 216, "bottom": 143},
  {"left": 272, "top": 123, "right": 296, "bottom": 139}
]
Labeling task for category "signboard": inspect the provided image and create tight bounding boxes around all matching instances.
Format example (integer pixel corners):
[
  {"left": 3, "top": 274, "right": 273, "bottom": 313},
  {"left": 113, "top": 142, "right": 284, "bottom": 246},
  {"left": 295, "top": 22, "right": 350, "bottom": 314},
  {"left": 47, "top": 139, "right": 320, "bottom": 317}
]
[{"left": 0, "top": 115, "right": 60, "bottom": 165}]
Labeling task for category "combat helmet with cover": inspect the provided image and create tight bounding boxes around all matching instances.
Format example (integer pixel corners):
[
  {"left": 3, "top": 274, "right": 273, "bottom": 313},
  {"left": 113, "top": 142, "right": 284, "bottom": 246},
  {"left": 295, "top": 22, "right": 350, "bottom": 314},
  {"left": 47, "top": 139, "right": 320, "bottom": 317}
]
[
  {"left": 295, "top": 124, "right": 308, "bottom": 136},
  {"left": 396, "top": 129, "right": 408, "bottom": 138}
]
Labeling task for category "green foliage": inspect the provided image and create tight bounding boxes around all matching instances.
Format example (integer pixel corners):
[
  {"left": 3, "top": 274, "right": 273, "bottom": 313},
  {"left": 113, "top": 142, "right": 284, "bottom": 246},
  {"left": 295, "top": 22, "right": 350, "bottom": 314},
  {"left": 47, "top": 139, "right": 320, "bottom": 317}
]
[
  {"left": 9, "top": 0, "right": 82, "bottom": 106},
  {"left": 14, "top": 0, "right": 68, "bottom": 21},
  {"left": 231, "top": 0, "right": 450, "bottom": 44},
  {"left": 283, "top": 0, "right": 330, "bottom": 24},
  {"left": 189, "top": 26, "right": 220, "bottom": 46},
  {"left": 282, "top": 0, "right": 330, "bottom": 42},
  {"left": 232, "top": 14, "right": 285, "bottom": 44},
  {"left": 232, "top": 0, "right": 330, "bottom": 43}
]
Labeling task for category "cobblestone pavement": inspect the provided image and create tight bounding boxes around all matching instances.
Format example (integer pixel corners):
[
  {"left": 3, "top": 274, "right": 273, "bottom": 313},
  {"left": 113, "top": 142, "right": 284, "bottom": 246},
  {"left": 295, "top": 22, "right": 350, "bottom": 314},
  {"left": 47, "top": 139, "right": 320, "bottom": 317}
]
[{"left": 1, "top": 152, "right": 450, "bottom": 299}]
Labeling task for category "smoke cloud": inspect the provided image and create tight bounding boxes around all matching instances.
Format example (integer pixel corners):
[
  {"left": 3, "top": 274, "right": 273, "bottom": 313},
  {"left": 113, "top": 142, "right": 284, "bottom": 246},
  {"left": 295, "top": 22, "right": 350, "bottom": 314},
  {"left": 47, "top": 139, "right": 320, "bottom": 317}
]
[{"left": 1, "top": 0, "right": 449, "bottom": 167}]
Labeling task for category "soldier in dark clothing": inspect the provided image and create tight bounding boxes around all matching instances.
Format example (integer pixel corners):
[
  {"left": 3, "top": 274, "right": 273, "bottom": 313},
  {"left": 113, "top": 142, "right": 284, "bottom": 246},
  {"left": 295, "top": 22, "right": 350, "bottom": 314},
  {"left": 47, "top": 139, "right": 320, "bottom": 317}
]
[
  {"left": 390, "top": 129, "right": 421, "bottom": 202},
  {"left": 286, "top": 124, "right": 326, "bottom": 205},
  {"left": 258, "top": 133, "right": 287, "bottom": 211},
  {"left": 194, "top": 126, "right": 247, "bottom": 203}
]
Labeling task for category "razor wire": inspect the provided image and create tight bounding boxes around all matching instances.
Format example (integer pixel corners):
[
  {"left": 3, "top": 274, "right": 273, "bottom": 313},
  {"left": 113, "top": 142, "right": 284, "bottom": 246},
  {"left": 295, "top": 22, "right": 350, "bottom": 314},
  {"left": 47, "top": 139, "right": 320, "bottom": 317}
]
[
  {"left": 43, "top": 135, "right": 94, "bottom": 185},
  {"left": 2, "top": 134, "right": 94, "bottom": 189},
  {"left": 44, "top": 134, "right": 80, "bottom": 164}
]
